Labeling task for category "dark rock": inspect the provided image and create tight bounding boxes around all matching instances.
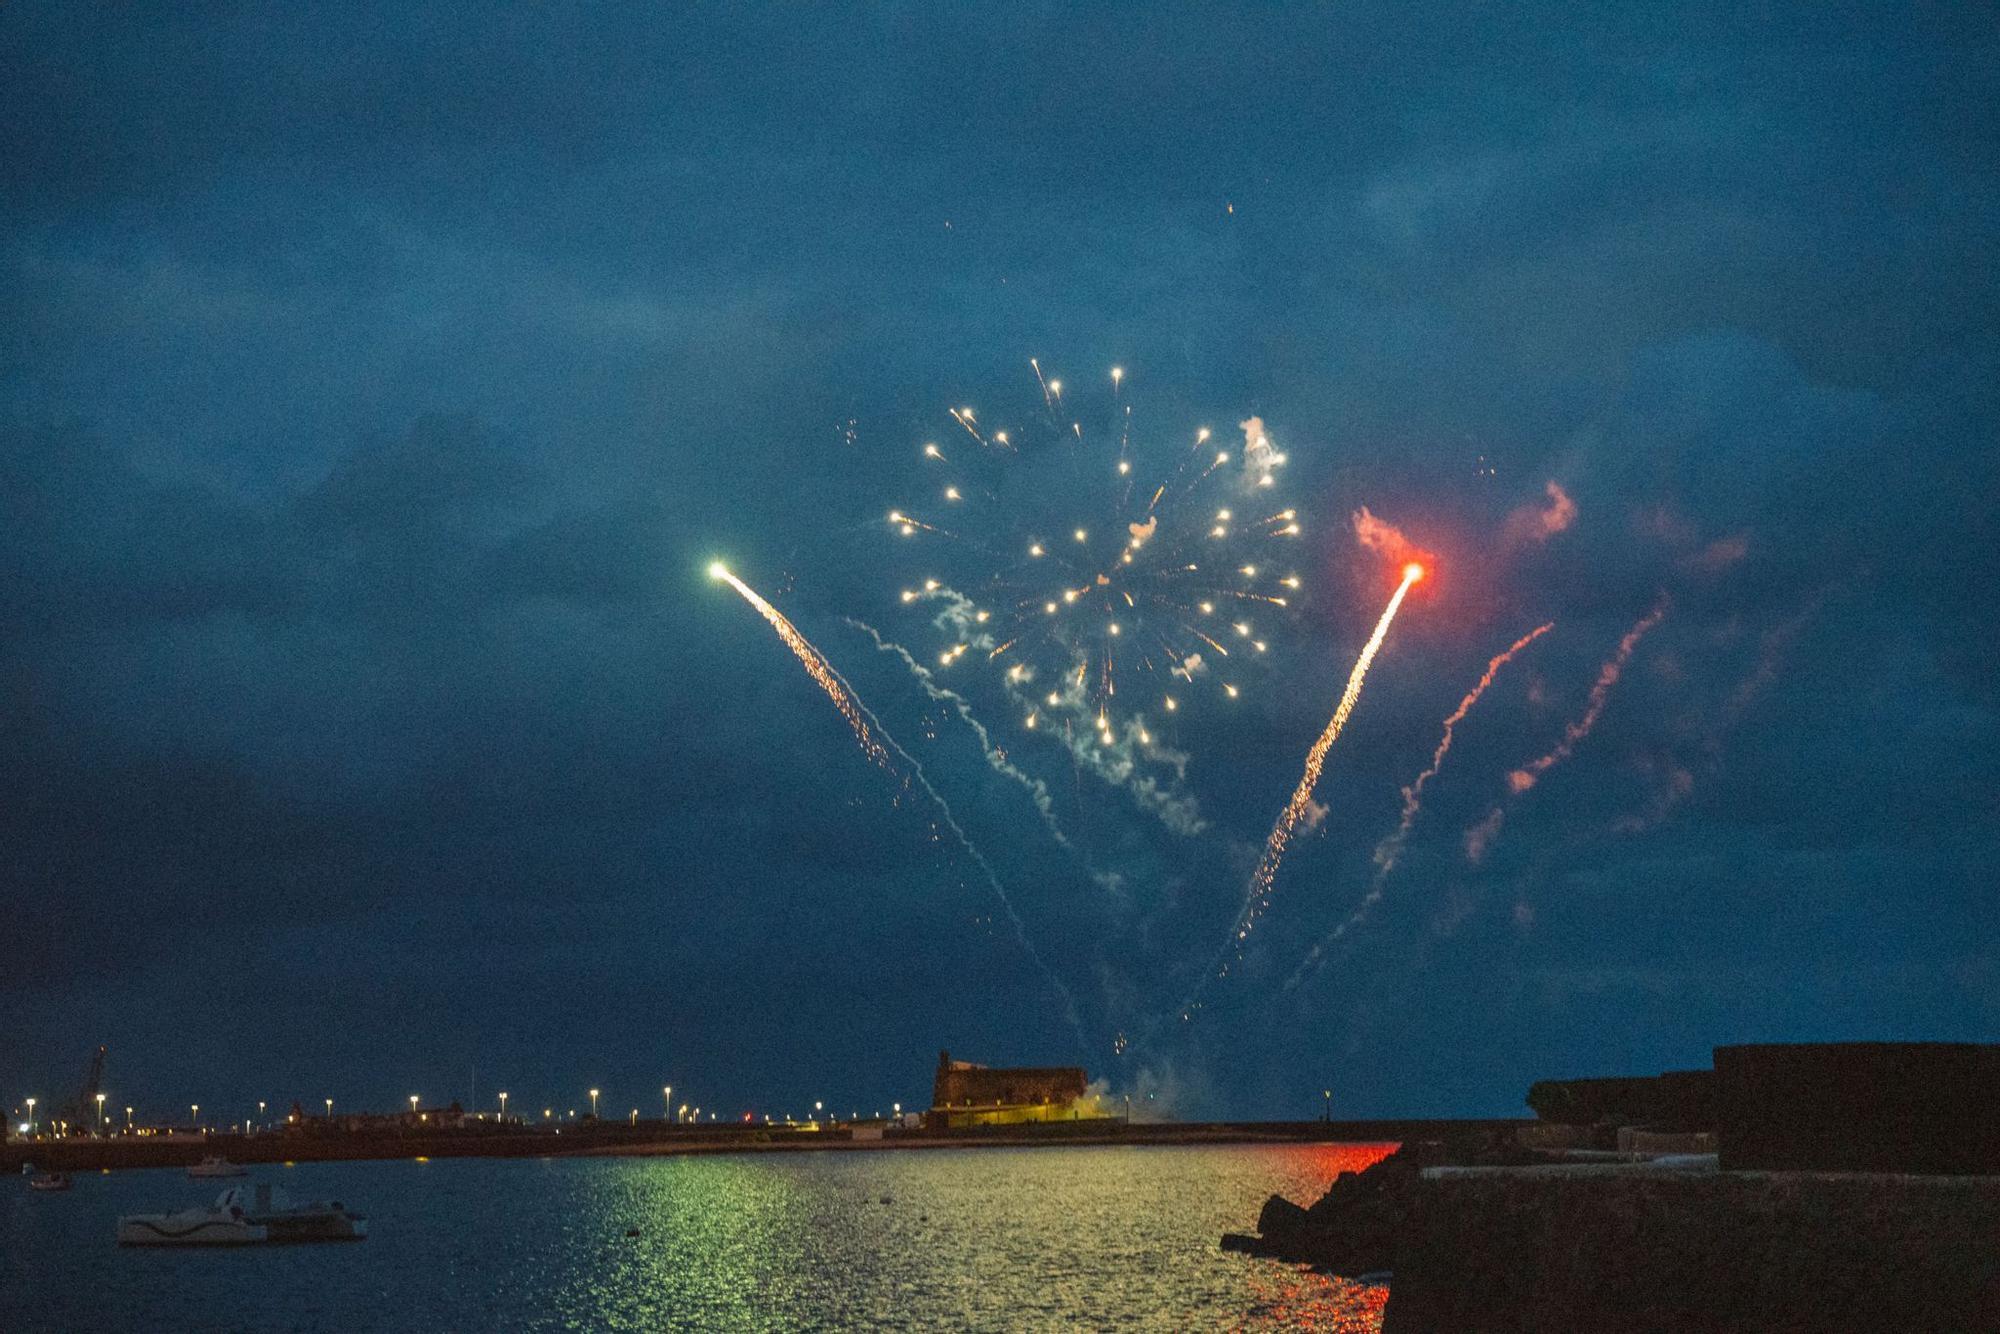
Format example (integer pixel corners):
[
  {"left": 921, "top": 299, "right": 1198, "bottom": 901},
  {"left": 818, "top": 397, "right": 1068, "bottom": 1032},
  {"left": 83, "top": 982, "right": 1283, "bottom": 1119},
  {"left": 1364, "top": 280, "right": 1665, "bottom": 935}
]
[
  {"left": 1255, "top": 1193, "right": 1310, "bottom": 1239},
  {"left": 1223, "top": 1132, "right": 1564, "bottom": 1275}
]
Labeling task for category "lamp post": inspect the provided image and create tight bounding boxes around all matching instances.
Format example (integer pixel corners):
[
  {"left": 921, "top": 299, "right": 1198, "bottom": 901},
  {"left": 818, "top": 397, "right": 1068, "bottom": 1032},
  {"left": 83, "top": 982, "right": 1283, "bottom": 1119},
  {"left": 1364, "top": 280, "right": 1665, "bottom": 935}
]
[
  {"left": 1322, "top": 1089, "right": 1331, "bottom": 1123},
  {"left": 24, "top": 1098, "right": 34, "bottom": 1136},
  {"left": 588, "top": 1089, "right": 600, "bottom": 1119},
  {"left": 629, "top": 1108, "right": 638, "bottom": 1126},
  {"left": 410, "top": 1095, "right": 420, "bottom": 1117},
  {"left": 499, "top": 1091, "right": 509, "bottom": 1122},
  {"left": 325, "top": 1098, "right": 333, "bottom": 1121},
  {"left": 258, "top": 1100, "right": 266, "bottom": 1130},
  {"left": 663, "top": 1086, "right": 672, "bottom": 1121},
  {"left": 191, "top": 1104, "right": 200, "bottom": 1132},
  {"left": 125, "top": 1105, "right": 133, "bottom": 1132},
  {"left": 95, "top": 1092, "right": 106, "bottom": 1131}
]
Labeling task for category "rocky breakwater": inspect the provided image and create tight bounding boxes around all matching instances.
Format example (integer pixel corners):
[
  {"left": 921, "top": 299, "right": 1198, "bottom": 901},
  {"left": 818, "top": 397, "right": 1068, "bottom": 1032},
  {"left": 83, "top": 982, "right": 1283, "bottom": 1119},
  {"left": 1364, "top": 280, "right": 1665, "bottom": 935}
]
[{"left": 1227, "top": 1143, "right": 2000, "bottom": 1331}]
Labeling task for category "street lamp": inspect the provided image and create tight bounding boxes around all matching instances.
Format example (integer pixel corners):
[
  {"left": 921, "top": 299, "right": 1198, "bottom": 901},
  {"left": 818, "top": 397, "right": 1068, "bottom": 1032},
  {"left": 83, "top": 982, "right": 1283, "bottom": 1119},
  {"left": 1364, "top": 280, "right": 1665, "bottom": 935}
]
[
  {"left": 191, "top": 1104, "right": 200, "bottom": 1131},
  {"left": 125, "top": 1106, "right": 133, "bottom": 1132},
  {"left": 95, "top": 1092, "right": 106, "bottom": 1130},
  {"left": 1322, "top": 1089, "right": 1331, "bottom": 1123},
  {"left": 410, "top": 1095, "right": 420, "bottom": 1117},
  {"left": 258, "top": 1100, "right": 266, "bottom": 1130},
  {"left": 24, "top": 1098, "right": 34, "bottom": 1136},
  {"left": 629, "top": 1108, "right": 638, "bottom": 1126},
  {"left": 325, "top": 1098, "right": 333, "bottom": 1121},
  {"left": 499, "top": 1091, "right": 509, "bottom": 1121},
  {"left": 589, "top": 1089, "right": 600, "bottom": 1119},
  {"left": 663, "top": 1086, "right": 672, "bottom": 1120}
]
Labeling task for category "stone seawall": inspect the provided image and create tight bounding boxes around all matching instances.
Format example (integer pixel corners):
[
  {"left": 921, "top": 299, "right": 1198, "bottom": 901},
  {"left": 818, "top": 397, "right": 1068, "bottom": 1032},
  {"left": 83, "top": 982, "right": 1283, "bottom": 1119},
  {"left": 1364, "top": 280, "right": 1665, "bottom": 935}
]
[{"left": 1384, "top": 1169, "right": 2000, "bottom": 1332}]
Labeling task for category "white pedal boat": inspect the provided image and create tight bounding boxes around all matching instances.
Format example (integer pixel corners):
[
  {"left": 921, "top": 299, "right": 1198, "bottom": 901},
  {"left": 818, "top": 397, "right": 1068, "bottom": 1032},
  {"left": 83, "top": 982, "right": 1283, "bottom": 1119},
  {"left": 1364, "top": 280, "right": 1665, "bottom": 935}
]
[{"left": 117, "top": 1192, "right": 266, "bottom": 1246}]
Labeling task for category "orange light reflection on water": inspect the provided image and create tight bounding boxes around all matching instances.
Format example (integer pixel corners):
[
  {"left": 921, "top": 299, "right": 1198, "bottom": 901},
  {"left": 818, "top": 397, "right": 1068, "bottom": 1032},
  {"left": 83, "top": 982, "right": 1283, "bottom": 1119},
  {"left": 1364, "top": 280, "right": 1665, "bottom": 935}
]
[{"left": 1236, "top": 1142, "right": 1401, "bottom": 1332}]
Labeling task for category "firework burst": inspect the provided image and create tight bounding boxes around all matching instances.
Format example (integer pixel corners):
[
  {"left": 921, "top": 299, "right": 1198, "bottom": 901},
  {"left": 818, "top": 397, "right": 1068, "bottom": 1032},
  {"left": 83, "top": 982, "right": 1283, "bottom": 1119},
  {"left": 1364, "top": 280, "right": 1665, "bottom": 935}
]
[{"left": 884, "top": 366, "right": 1304, "bottom": 758}]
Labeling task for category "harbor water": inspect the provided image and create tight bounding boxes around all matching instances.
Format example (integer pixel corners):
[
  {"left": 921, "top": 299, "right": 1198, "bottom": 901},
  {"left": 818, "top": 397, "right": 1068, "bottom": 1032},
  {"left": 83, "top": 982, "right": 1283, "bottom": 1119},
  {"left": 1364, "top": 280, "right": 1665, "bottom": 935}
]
[{"left": 2, "top": 1142, "right": 1394, "bottom": 1330}]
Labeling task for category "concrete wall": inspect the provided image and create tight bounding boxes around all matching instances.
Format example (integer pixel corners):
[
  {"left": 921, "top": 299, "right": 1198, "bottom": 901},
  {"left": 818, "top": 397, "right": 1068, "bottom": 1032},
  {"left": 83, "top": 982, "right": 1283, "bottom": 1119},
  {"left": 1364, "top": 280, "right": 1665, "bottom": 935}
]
[{"left": 1384, "top": 1169, "right": 2000, "bottom": 1332}]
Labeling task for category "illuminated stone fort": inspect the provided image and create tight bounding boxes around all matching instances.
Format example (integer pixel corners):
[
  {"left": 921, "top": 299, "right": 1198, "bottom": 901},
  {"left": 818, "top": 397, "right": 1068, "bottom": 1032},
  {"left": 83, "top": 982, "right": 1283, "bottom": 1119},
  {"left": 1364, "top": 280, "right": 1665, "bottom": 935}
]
[{"left": 927, "top": 1050, "right": 1105, "bottom": 1128}]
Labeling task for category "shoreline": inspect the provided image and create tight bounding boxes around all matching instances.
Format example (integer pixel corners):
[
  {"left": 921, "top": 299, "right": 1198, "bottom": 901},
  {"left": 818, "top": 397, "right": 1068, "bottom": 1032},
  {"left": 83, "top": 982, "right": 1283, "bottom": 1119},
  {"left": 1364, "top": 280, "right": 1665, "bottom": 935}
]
[{"left": 5, "top": 1117, "right": 1514, "bottom": 1175}]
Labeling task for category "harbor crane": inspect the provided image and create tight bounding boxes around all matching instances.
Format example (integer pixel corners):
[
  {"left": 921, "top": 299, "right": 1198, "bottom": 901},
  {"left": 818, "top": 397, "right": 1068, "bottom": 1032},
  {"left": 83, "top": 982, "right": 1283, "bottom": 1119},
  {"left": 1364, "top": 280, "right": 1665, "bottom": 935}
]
[{"left": 59, "top": 1044, "right": 107, "bottom": 1131}]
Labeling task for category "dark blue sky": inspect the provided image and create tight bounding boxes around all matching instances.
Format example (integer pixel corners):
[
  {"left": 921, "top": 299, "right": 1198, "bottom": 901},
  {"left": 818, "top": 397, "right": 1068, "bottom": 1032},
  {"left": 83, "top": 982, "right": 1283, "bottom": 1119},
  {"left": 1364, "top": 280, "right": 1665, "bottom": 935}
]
[{"left": 4, "top": 4, "right": 1995, "bottom": 1123}]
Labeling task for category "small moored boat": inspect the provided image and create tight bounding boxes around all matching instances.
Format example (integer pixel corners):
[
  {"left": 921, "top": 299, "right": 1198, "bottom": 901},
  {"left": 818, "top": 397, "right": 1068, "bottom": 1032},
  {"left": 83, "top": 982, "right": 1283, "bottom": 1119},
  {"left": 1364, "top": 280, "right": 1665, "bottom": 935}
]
[
  {"left": 117, "top": 1192, "right": 267, "bottom": 1246},
  {"left": 187, "top": 1155, "right": 248, "bottom": 1179},
  {"left": 28, "top": 1171, "right": 73, "bottom": 1192},
  {"left": 242, "top": 1184, "right": 368, "bottom": 1242}
]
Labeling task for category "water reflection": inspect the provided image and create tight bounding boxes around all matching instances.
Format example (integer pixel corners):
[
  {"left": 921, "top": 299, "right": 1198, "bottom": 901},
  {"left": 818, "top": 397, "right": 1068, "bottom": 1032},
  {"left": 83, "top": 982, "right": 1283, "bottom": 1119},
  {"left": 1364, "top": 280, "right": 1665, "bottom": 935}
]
[{"left": 3, "top": 1143, "right": 1396, "bottom": 1330}]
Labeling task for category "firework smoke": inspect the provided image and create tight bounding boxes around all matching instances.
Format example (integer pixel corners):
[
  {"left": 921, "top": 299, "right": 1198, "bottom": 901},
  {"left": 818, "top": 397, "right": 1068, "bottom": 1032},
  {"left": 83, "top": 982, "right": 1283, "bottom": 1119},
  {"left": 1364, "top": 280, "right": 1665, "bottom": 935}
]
[
  {"left": 861, "top": 703, "right": 1089, "bottom": 1055},
  {"left": 1503, "top": 481, "right": 1577, "bottom": 549},
  {"left": 843, "top": 616, "right": 1074, "bottom": 850},
  {"left": 914, "top": 585, "right": 1208, "bottom": 835},
  {"left": 1286, "top": 620, "right": 1553, "bottom": 991},
  {"left": 1615, "top": 593, "right": 1822, "bottom": 833},
  {"left": 1352, "top": 507, "right": 1436, "bottom": 569},
  {"left": 1181, "top": 561, "right": 1424, "bottom": 1016},
  {"left": 1507, "top": 596, "right": 1668, "bottom": 795},
  {"left": 1462, "top": 595, "right": 1669, "bottom": 865}
]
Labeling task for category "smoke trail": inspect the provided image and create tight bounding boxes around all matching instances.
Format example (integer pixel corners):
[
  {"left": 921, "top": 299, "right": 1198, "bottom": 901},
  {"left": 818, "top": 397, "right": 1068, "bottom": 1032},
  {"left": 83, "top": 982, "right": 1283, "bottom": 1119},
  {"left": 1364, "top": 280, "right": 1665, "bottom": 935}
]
[
  {"left": 1180, "top": 563, "right": 1423, "bottom": 1018},
  {"left": 1506, "top": 596, "right": 1669, "bottom": 795},
  {"left": 843, "top": 617, "right": 1075, "bottom": 848},
  {"left": 914, "top": 585, "right": 1208, "bottom": 835},
  {"left": 1614, "top": 593, "right": 1822, "bottom": 834},
  {"left": 713, "top": 566, "right": 1086, "bottom": 1052},
  {"left": 1461, "top": 594, "right": 1669, "bottom": 866},
  {"left": 845, "top": 682, "right": 1089, "bottom": 1055},
  {"left": 1285, "top": 621, "right": 1553, "bottom": 992}
]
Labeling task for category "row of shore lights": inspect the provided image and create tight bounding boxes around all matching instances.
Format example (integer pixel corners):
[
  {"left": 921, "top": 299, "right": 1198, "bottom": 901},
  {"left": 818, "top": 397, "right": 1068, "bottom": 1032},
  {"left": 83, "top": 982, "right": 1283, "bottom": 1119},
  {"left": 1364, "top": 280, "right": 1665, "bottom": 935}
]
[{"left": 19, "top": 1088, "right": 910, "bottom": 1135}]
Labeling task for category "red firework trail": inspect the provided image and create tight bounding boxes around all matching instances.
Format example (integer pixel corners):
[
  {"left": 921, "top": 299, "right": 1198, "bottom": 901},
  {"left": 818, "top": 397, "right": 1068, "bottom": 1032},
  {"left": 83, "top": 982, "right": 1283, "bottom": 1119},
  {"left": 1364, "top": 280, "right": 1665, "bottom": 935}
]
[
  {"left": 1286, "top": 620, "right": 1554, "bottom": 991},
  {"left": 1181, "top": 562, "right": 1423, "bottom": 1018},
  {"left": 1507, "top": 596, "right": 1669, "bottom": 795},
  {"left": 1464, "top": 594, "right": 1669, "bottom": 866}
]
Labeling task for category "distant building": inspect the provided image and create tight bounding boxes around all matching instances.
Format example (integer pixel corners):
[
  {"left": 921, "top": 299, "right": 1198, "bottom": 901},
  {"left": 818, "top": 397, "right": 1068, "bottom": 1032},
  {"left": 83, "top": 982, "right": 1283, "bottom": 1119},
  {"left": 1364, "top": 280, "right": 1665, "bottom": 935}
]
[{"left": 926, "top": 1050, "right": 1104, "bottom": 1128}]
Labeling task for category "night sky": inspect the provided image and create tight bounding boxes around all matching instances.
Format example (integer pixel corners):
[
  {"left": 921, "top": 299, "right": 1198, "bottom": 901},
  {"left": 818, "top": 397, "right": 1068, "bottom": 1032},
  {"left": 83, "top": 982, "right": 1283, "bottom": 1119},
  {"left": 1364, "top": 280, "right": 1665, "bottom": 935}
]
[{"left": 4, "top": 5, "right": 1996, "bottom": 1125}]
